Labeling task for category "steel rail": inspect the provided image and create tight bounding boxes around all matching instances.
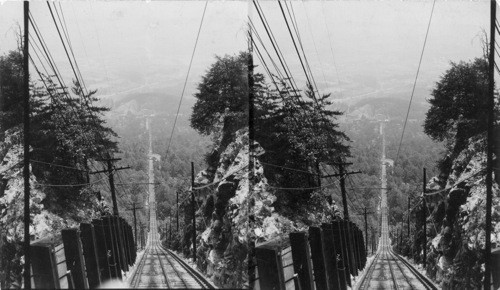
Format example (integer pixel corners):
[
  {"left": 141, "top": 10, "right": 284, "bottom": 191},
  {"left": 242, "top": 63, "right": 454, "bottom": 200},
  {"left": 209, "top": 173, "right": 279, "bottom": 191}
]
[
  {"left": 156, "top": 241, "right": 190, "bottom": 288},
  {"left": 389, "top": 249, "right": 416, "bottom": 290},
  {"left": 357, "top": 251, "right": 381, "bottom": 290},
  {"left": 164, "top": 248, "right": 215, "bottom": 289},
  {"left": 386, "top": 249, "right": 401, "bottom": 290},
  {"left": 130, "top": 244, "right": 150, "bottom": 288},
  {"left": 154, "top": 240, "right": 172, "bottom": 289},
  {"left": 392, "top": 250, "right": 438, "bottom": 290}
]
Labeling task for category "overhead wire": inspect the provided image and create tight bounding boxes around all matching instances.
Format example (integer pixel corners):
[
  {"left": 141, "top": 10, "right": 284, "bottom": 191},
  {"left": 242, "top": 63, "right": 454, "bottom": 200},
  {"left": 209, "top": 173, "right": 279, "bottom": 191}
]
[
  {"left": 165, "top": 0, "right": 208, "bottom": 159},
  {"left": 320, "top": 0, "right": 341, "bottom": 85},
  {"left": 277, "top": 0, "right": 316, "bottom": 100},
  {"left": 29, "top": 10, "right": 115, "bottom": 196},
  {"left": 54, "top": 3, "right": 89, "bottom": 96},
  {"left": 253, "top": 0, "right": 301, "bottom": 95},
  {"left": 395, "top": 0, "right": 436, "bottom": 164},
  {"left": 300, "top": 0, "right": 328, "bottom": 89},
  {"left": 285, "top": 0, "right": 320, "bottom": 96}
]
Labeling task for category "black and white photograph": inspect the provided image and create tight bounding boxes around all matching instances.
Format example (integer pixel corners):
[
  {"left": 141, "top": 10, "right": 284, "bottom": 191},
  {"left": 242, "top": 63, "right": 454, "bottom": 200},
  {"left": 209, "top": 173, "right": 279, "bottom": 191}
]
[
  {"left": 0, "top": 1, "right": 247, "bottom": 289},
  {"left": 0, "top": 0, "right": 499, "bottom": 289}
]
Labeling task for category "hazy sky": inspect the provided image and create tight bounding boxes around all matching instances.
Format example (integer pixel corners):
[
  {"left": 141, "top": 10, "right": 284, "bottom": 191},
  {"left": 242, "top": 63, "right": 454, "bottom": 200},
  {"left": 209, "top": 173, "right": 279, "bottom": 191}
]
[
  {"left": 0, "top": 0, "right": 490, "bottom": 110},
  {"left": 0, "top": 1, "right": 248, "bottom": 101},
  {"left": 251, "top": 1, "right": 489, "bottom": 105}
]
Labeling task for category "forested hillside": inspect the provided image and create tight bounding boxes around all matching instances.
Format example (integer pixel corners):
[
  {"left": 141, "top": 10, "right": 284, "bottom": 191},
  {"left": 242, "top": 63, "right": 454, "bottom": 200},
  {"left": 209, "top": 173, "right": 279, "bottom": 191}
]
[{"left": 0, "top": 49, "right": 118, "bottom": 288}]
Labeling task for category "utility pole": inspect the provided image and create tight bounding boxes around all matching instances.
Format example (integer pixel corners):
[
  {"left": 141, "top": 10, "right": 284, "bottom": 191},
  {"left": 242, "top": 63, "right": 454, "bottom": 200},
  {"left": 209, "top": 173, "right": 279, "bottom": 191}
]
[
  {"left": 140, "top": 223, "right": 144, "bottom": 249},
  {"left": 191, "top": 162, "right": 196, "bottom": 262},
  {"left": 371, "top": 227, "right": 375, "bottom": 254},
  {"left": 339, "top": 162, "right": 349, "bottom": 219},
  {"left": 248, "top": 7, "right": 255, "bottom": 178},
  {"left": 92, "top": 158, "right": 130, "bottom": 216},
  {"left": 400, "top": 227, "right": 403, "bottom": 248},
  {"left": 176, "top": 190, "right": 179, "bottom": 232},
  {"left": 364, "top": 208, "right": 368, "bottom": 254},
  {"left": 422, "top": 168, "right": 427, "bottom": 269},
  {"left": 485, "top": 1, "right": 496, "bottom": 288},
  {"left": 126, "top": 202, "right": 143, "bottom": 248},
  {"left": 169, "top": 214, "right": 172, "bottom": 245},
  {"left": 23, "top": 2, "right": 31, "bottom": 288},
  {"left": 407, "top": 194, "right": 411, "bottom": 240},
  {"left": 324, "top": 161, "right": 361, "bottom": 216}
]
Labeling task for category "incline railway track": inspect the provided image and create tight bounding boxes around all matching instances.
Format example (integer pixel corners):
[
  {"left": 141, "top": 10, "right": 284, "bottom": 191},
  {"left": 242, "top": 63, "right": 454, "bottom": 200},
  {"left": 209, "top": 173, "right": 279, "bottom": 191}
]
[
  {"left": 128, "top": 223, "right": 214, "bottom": 288},
  {"left": 356, "top": 122, "right": 437, "bottom": 290},
  {"left": 129, "top": 118, "right": 214, "bottom": 289}
]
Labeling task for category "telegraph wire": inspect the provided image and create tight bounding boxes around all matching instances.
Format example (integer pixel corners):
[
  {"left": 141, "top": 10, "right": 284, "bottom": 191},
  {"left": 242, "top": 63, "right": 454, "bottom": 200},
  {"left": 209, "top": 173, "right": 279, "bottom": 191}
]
[
  {"left": 54, "top": 3, "right": 88, "bottom": 96},
  {"left": 251, "top": 37, "right": 281, "bottom": 93},
  {"left": 46, "top": 3, "right": 82, "bottom": 95},
  {"left": 29, "top": 13, "right": 69, "bottom": 94},
  {"left": 320, "top": 0, "right": 341, "bottom": 85},
  {"left": 249, "top": 19, "right": 285, "bottom": 91},
  {"left": 395, "top": 0, "right": 436, "bottom": 164},
  {"left": 165, "top": 0, "right": 208, "bottom": 159},
  {"left": 253, "top": 0, "right": 301, "bottom": 96},
  {"left": 284, "top": 0, "right": 320, "bottom": 96},
  {"left": 29, "top": 12, "right": 116, "bottom": 195},
  {"left": 278, "top": 0, "right": 315, "bottom": 99},
  {"left": 260, "top": 161, "right": 318, "bottom": 175},
  {"left": 300, "top": 0, "right": 328, "bottom": 90}
]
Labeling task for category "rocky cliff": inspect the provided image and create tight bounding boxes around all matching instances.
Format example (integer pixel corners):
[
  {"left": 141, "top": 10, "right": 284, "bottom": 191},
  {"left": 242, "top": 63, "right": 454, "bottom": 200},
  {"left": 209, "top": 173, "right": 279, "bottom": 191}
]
[{"left": 423, "top": 134, "right": 499, "bottom": 289}]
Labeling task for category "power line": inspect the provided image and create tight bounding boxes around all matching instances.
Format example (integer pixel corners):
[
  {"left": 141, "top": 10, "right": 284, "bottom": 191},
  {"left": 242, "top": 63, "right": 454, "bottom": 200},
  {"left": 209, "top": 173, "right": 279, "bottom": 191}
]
[
  {"left": 253, "top": 0, "right": 301, "bottom": 96},
  {"left": 395, "top": 0, "right": 436, "bottom": 164},
  {"left": 278, "top": 0, "right": 316, "bottom": 100},
  {"left": 29, "top": 12, "right": 117, "bottom": 196},
  {"left": 46, "top": 2, "right": 82, "bottom": 94},
  {"left": 37, "top": 171, "right": 112, "bottom": 188},
  {"left": 320, "top": 0, "right": 341, "bottom": 86},
  {"left": 165, "top": 0, "right": 208, "bottom": 159},
  {"left": 285, "top": 0, "right": 320, "bottom": 96},
  {"left": 259, "top": 161, "right": 316, "bottom": 175},
  {"left": 300, "top": 0, "right": 328, "bottom": 89}
]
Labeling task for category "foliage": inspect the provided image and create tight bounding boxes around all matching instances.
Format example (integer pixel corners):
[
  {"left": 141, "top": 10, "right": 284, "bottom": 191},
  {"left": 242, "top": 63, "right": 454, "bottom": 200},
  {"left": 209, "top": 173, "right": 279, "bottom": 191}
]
[
  {"left": 0, "top": 49, "right": 118, "bottom": 288},
  {"left": 424, "top": 57, "right": 491, "bottom": 155},
  {"left": 0, "top": 50, "right": 24, "bottom": 133},
  {"left": 29, "top": 79, "right": 118, "bottom": 214},
  {"left": 255, "top": 79, "right": 350, "bottom": 209},
  {"left": 190, "top": 52, "right": 248, "bottom": 145}
]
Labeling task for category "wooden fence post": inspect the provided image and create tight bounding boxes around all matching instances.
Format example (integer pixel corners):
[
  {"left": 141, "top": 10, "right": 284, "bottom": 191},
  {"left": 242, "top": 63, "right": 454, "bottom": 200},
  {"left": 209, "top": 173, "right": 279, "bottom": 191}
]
[
  {"left": 349, "top": 222, "right": 361, "bottom": 272},
  {"left": 344, "top": 220, "right": 358, "bottom": 276},
  {"left": 491, "top": 247, "right": 500, "bottom": 289},
  {"left": 126, "top": 223, "right": 135, "bottom": 263},
  {"left": 80, "top": 223, "right": 101, "bottom": 288},
  {"left": 125, "top": 219, "right": 133, "bottom": 266},
  {"left": 255, "top": 241, "right": 286, "bottom": 290},
  {"left": 308, "top": 226, "right": 329, "bottom": 290},
  {"left": 119, "top": 218, "right": 131, "bottom": 266},
  {"left": 102, "top": 217, "right": 121, "bottom": 279},
  {"left": 113, "top": 216, "right": 128, "bottom": 272},
  {"left": 321, "top": 223, "right": 342, "bottom": 290},
  {"left": 126, "top": 220, "right": 134, "bottom": 265},
  {"left": 91, "top": 219, "right": 112, "bottom": 280},
  {"left": 62, "top": 228, "right": 89, "bottom": 289},
  {"left": 358, "top": 228, "right": 366, "bottom": 268},
  {"left": 332, "top": 220, "right": 350, "bottom": 287},
  {"left": 30, "top": 239, "right": 59, "bottom": 289},
  {"left": 289, "top": 232, "right": 314, "bottom": 290}
]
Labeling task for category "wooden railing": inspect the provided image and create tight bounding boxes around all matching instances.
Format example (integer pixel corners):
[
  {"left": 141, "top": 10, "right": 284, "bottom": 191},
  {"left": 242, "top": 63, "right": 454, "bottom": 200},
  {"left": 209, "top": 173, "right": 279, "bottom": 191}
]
[
  {"left": 254, "top": 220, "right": 367, "bottom": 290},
  {"left": 30, "top": 216, "right": 136, "bottom": 289}
]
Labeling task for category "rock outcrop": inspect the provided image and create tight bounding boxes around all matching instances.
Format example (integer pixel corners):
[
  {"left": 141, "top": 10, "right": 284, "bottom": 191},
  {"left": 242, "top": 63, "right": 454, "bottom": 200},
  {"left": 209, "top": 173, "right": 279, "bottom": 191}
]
[{"left": 424, "top": 135, "right": 499, "bottom": 289}]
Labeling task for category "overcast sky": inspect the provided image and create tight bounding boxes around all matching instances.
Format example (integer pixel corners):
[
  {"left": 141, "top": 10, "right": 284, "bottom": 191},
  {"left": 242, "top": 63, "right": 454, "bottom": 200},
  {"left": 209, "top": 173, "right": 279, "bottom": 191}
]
[
  {"left": 251, "top": 1, "right": 489, "bottom": 105},
  {"left": 0, "top": 1, "right": 248, "bottom": 101},
  {"left": 0, "top": 1, "right": 490, "bottom": 109}
]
